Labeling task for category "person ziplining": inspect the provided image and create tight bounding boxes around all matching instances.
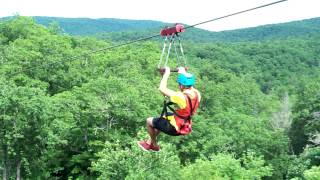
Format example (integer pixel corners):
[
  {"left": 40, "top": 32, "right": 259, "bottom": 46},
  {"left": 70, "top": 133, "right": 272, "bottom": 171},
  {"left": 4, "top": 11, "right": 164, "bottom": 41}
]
[
  {"left": 138, "top": 25, "right": 201, "bottom": 152},
  {"left": 138, "top": 67, "right": 201, "bottom": 151}
]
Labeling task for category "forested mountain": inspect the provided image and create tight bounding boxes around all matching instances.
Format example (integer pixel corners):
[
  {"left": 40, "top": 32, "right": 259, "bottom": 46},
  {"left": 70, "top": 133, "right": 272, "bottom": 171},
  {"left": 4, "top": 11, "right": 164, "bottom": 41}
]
[
  {"left": 211, "top": 17, "right": 320, "bottom": 41},
  {"left": 3, "top": 16, "right": 320, "bottom": 42},
  {"left": 99, "top": 17, "right": 320, "bottom": 42},
  {"left": 34, "top": 16, "right": 165, "bottom": 35},
  {"left": 35, "top": 16, "right": 165, "bottom": 35},
  {"left": 0, "top": 16, "right": 319, "bottom": 179},
  {"left": 2, "top": 16, "right": 320, "bottom": 42}
]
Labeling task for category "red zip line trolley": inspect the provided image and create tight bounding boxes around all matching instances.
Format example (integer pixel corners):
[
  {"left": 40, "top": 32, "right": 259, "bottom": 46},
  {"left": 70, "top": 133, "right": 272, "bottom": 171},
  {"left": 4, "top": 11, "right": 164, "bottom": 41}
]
[{"left": 158, "top": 24, "right": 187, "bottom": 73}]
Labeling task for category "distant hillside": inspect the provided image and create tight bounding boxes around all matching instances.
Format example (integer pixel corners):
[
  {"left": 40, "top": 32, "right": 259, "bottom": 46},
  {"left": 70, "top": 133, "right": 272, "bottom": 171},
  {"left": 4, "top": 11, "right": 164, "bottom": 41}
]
[
  {"left": 95, "top": 17, "right": 320, "bottom": 42},
  {"left": 33, "top": 16, "right": 166, "bottom": 36},
  {"left": 209, "top": 17, "right": 320, "bottom": 41},
  {"left": 1, "top": 16, "right": 320, "bottom": 42},
  {"left": 0, "top": 16, "right": 165, "bottom": 36}
]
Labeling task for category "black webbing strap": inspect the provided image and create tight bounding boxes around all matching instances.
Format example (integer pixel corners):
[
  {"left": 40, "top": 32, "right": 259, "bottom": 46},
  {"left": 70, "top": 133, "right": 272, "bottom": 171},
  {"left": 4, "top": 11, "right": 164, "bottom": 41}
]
[{"left": 160, "top": 100, "right": 169, "bottom": 118}]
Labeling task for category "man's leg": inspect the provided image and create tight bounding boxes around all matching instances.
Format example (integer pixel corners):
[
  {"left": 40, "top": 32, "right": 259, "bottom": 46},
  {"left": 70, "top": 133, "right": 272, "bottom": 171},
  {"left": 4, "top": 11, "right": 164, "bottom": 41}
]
[{"left": 147, "top": 117, "right": 160, "bottom": 146}]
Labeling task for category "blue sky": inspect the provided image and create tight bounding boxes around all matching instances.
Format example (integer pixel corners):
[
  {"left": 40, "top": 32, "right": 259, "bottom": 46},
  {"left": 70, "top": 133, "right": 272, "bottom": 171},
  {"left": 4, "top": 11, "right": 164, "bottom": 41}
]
[{"left": 1, "top": 0, "right": 319, "bottom": 31}]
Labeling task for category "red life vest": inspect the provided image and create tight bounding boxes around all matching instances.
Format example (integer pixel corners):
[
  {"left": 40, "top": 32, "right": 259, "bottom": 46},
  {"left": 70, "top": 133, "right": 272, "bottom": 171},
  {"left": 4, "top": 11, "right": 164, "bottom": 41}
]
[{"left": 173, "top": 91, "right": 199, "bottom": 135}]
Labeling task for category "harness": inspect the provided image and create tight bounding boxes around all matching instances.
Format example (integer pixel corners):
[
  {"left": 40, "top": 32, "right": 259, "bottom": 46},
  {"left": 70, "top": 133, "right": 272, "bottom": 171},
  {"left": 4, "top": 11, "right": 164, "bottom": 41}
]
[{"left": 160, "top": 92, "right": 198, "bottom": 132}]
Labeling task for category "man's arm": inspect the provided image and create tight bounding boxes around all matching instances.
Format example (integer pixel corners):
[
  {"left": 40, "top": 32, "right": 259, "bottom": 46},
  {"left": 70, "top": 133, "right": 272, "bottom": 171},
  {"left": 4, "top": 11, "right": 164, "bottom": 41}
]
[{"left": 158, "top": 67, "right": 177, "bottom": 97}]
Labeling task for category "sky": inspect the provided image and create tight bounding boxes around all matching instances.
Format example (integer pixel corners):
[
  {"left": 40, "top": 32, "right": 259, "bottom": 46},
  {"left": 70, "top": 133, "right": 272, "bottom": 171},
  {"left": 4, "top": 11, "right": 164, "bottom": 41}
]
[{"left": 1, "top": 0, "right": 319, "bottom": 31}]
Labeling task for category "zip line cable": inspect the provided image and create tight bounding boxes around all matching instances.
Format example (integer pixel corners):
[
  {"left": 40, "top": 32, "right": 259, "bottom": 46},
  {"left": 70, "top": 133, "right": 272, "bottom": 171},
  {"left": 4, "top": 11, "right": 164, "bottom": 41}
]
[
  {"left": 184, "top": 0, "right": 288, "bottom": 30},
  {"left": 77, "top": 34, "right": 160, "bottom": 57},
  {"left": 4, "top": 0, "right": 288, "bottom": 77}
]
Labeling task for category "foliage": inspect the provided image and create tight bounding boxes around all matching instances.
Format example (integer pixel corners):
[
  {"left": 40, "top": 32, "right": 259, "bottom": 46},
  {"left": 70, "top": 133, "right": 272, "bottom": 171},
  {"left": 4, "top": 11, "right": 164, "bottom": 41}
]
[
  {"left": 189, "top": 37, "right": 320, "bottom": 94},
  {"left": 287, "top": 146, "right": 320, "bottom": 179},
  {"left": 0, "top": 78, "right": 48, "bottom": 178},
  {"left": 290, "top": 77, "right": 320, "bottom": 154},
  {"left": 91, "top": 140, "right": 180, "bottom": 180},
  {"left": 303, "top": 166, "right": 320, "bottom": 180},
  {"left": 179, "top": 152, "right": 272, "bottom": 179}
]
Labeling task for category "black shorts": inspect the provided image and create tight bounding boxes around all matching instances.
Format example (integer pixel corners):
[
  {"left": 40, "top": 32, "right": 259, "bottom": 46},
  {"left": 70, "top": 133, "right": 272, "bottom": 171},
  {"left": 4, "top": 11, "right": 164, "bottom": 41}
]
[{"left": 152, "top": 117, "right": 179, "bottom": 136}]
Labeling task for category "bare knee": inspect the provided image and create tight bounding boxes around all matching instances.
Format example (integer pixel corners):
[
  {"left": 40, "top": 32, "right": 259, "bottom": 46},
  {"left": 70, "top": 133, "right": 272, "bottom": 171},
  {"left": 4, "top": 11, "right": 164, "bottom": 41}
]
[{"left": 147, "top": 117, "right": 154, "bottom": 127}]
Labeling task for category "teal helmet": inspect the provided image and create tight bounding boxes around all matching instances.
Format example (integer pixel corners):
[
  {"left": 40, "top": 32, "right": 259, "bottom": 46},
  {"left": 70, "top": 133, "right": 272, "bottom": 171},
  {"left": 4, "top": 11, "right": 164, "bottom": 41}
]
[{"left": 177, "top": 73, "right": 195, "bottom": 87}]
